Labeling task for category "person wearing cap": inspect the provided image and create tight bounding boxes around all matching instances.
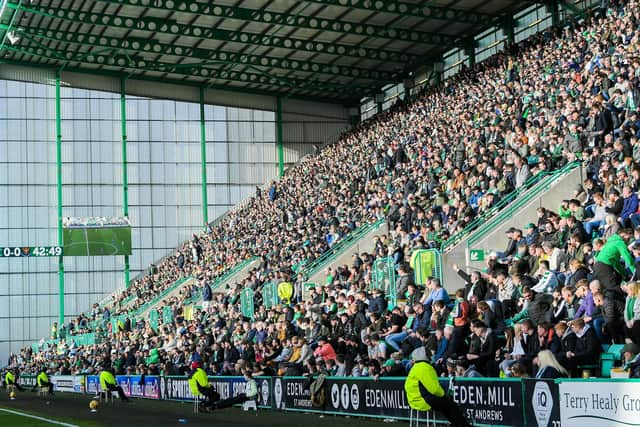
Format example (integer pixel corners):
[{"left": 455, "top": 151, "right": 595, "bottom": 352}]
[
  {"left": 381, "top": 352, "right": 406, "bottom": 377},
  {"left": 99, "top": 364, "right": 129, "bottom": 402},
  {"left": 523, "top": 223, "right": 540, "bottom": 246},
  {"left": 188, "top": 361, "right": 219, "bottom": 410},
  {"left": 404, "top": 350, "right": 470, "bottom": 426},
  {"left": 621, "top": 343, "right": 640, "bottom": 377}
]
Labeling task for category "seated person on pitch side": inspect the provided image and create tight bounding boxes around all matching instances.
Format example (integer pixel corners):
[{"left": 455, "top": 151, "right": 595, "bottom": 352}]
[
  {"left": 188, "top": 361, "right": 219, "bottom": 410},
  {"left": 33, "top": 367, "right": 54, "bottom": 395},
  {"left": 99, "top": 364, "right": 129, "bottom": 402}
]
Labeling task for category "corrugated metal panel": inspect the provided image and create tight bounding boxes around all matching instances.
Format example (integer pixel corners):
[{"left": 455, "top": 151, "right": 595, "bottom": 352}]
[
  {"left": 282, "top": 98, "right": 349, "bottom": 120},
  {"left": 204, "top": 88, "right": 275, "bottom": 111},
  {"left": 61, "top": 71, "right": 120, "bottom": 93},
  {"left": 283, "top": 143, "right": 315, "bottom": 164},
  {"left": 0, "top": 64, "right": 55, "bottom": 85},
  {"left": 282, "top": 120, "right": 350, "bottom": 144}
]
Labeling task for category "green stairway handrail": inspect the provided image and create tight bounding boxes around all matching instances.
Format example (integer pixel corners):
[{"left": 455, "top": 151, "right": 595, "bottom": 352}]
[
  {"left": 468, "top": 161, "right": 580, "bottom": 246},
  {"left": 441, "top": 161, "right": 580, "bottom": 251},
  {"left": 134, "top": 276, "right": 193, "bottom": 316},
  {"left": 209, "top": 256, "right": 259, "bottom": 292},
  {"left": 182, "top": 256, "right": 260, "bottom": 305},
  {"left": 301, "top": 218, "right": 386, "bottom": 279}
]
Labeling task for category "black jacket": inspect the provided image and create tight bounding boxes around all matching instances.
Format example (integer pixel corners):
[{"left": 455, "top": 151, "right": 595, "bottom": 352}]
[
  {"left": 528, "top": 292, "right": 553, "bottom": 325},
  {"left": 573, "top": 326, "right": 600, "bottom": 365},
  {"left": 457, "top": 269, "right": 488, "bottom": 300},
  {"left": 520, "top": 332, "right": 540, "bottom": 366}
]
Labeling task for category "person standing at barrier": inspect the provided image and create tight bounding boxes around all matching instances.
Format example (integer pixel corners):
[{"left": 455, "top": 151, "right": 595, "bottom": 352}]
[
  {"left": 188, "top": 361, "right": 219, "bottom": 410},
  {"left": 99, "top": 364, "right": 129, "bottom": 402},
  {"left": 404, "top": 351, "right": 471, "bottom": 426},
  {"left": 593, "top": 228, "right": 635, "bottom": 343},
  {"left": 32, "top": 367, "right": 54, "bottom": 395}
]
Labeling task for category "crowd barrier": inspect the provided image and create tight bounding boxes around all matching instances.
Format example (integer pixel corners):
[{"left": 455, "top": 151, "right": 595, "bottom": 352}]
[{"left": 16, "top": 374, "right": 640, "bottom": 426}]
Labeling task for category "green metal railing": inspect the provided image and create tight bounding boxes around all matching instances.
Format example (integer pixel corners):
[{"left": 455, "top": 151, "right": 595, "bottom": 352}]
[
  {"left": 411, "top": 249, "right": 443, "bottom": 285},
  {"left": 209, "top": 256, "right": 259, "bottom": 292},
  {"left": 181, "top": 256, "right": 259, "bottom": 306},
  {"left": 133, "top": 276, "right": 194, "bottom": 316},
  {"left": 468, "top": 161, "right": 581, "bottom": 246},
  {"left": 441, "top": 161, "right": 580, "bottom": 251},
  {"left": 301, "top": 218, "right": 386, "bottom": 279},
  {"left": 32, "top": 331, "right": 97, "bottom": 353}
]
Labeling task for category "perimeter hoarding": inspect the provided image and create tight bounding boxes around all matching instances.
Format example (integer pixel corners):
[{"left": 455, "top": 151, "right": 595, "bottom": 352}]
[
  {"left": 85, "top": 375, "right": 161, "bottom": 399},
  {"left": 273, "top": 376, "right": 522, "bottom": 425},
  {"left": 559, "top": 380, "right": 640, "bottom": 427}
]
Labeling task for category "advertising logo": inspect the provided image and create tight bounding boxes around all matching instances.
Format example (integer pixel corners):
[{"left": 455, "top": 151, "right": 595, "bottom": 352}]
[
  {"left": 341, "top": 384, "right": 350, "bottom": 410},
  {"left": 532, "top": 381, "right": 553, "bottom": 427},
  {"left": 274, "top": 378, "right": 283, "bottom": 409},
  {"left": 350, "top": 384, "right": 360, "bottom": 411},
  {"left": 261, "top": 379, "right": 270, "bottom": 406},
  {"left": 331, "top": 384, "right": 341, "bottom": 408}
]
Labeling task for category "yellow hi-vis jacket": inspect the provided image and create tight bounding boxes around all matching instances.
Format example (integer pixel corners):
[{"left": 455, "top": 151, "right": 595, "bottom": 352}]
[
  {"left": 188, "top": 368, "right": 210, "bottom": 396},
  {"left": 37, "top": 371, "right": 49, "bottom": 387},
  {"left": 404, "top": 361, "right": 445, "bottom": 411},
  {"left": 5, "top": 371, "right": 16, "bottom": 385},
  {"left": 99, "top": 370, "right": 116, "bottom": 391},
  {"left": 278, "top": 282, "right": 293, "bottom": 304}
]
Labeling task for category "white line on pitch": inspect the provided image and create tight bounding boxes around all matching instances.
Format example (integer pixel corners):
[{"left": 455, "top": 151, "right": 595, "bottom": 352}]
[{"left": 0, "top": 408, "right": 79, "bottom": 427}]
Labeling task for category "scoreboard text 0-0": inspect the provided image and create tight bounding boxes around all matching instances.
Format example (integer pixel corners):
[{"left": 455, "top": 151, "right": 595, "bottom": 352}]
[{"left": 1, "top": 247, "right": 63, "bottom": 257}]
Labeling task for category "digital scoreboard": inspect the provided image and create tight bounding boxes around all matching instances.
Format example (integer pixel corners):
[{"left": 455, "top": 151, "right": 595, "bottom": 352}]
[{"left": 1, "top": 246, "right": 63, "bottom": 257}]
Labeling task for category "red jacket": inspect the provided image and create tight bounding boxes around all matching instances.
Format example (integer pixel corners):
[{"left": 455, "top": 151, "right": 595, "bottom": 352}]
[
  {"left": 313, "top": 343, "right": 337, "bottom": 362},
  {"left": 453, "top": 299, "right": 470, "bottom": 327}
]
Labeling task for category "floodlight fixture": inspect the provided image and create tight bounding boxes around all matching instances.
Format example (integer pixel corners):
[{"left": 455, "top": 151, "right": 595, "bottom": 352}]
[{"left": 7, "top": 30, "right": 19, "bottom": 45}]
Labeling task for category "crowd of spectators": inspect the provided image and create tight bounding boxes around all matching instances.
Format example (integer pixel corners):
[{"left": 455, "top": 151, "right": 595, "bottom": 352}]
[{"left": 7, "top": 0, "right": 640, "bottom": 383}]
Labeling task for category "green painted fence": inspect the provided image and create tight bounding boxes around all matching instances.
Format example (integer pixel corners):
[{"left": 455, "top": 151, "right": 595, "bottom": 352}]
[
  {"left": 300, "top": 218, "right": 386, "bottom": 280},
  {"left": 441, "top": 161, "right": 580, "bottom": 251}
]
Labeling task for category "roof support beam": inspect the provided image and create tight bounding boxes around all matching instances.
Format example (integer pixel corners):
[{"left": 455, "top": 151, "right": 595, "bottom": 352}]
[
  {"left": 92, "top": 0, "right": 461, "bottom": 47},
  {"left": 0, "top": 57, "right": 362, "bottom": 105},
  {"left": 300, "top": 0, "right": 497, "bottom": 25},
  {"left": 7, "top": 24, "right": 396, "bottom": 82},
  {"left": 18, "top": 3, "right": 420, "bottom": 63},
  {"left": 4, "top": 40, "right": 369, "bottom": 97}
]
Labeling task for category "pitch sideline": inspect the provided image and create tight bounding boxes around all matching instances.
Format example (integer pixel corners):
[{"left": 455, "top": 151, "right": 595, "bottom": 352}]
[{"left": 0, "top": 407, "right": 79, "bottom": 427}]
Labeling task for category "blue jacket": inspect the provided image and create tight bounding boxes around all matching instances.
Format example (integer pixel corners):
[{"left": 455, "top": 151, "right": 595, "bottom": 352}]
[
  {"left": 621, "top": 194, "right": 639, "bottom": 220},
  {"left": 433, "top": 337, "right": 449, "bottom": 361},
  {"left": 423, "top": 288, "right": 450, "bottom": 307},
  {"left": 368, "top": 296, "right": 387, "bottom": 315}
]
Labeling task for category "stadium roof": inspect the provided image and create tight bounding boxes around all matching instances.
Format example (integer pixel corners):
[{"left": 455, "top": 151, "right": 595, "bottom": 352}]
[{"left": 0, "top": 0, "right": 534, "bottom": 105}]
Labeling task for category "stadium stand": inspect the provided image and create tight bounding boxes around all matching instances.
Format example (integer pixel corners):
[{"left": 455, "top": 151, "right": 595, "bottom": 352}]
[{"left": 9, "top": 0, "right": 640, "bottom": 388}]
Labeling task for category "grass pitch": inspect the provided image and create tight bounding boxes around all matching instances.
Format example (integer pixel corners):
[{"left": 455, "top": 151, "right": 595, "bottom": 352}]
[
  {"left": 63, "top": 228, "right": 131, "bottom": 256},
  {"left": 0, "top": 391, "right": 393, "bottom": 427}
]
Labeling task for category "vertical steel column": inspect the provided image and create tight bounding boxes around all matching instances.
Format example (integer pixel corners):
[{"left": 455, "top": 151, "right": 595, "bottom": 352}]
[
  {"left": 120, "top": 77, "right": 130, "bottom": 288},
  {"left": 466, "top": 41, "right": 476, "bottom": 68},
  {"left": 55, "top": 71, "right": 64, "bottom": 326},
  {"left": 503, "top": 15, "right": 515, "bottom": 45},
  {"left": 548, "top": 0, "right": 560, "bottom": 27},
  {"left": 199, "top": 87, "right": 209, "bottom": 228},
  {"left": 276, "top": 96, "right": 284, "bottom": 177}
]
